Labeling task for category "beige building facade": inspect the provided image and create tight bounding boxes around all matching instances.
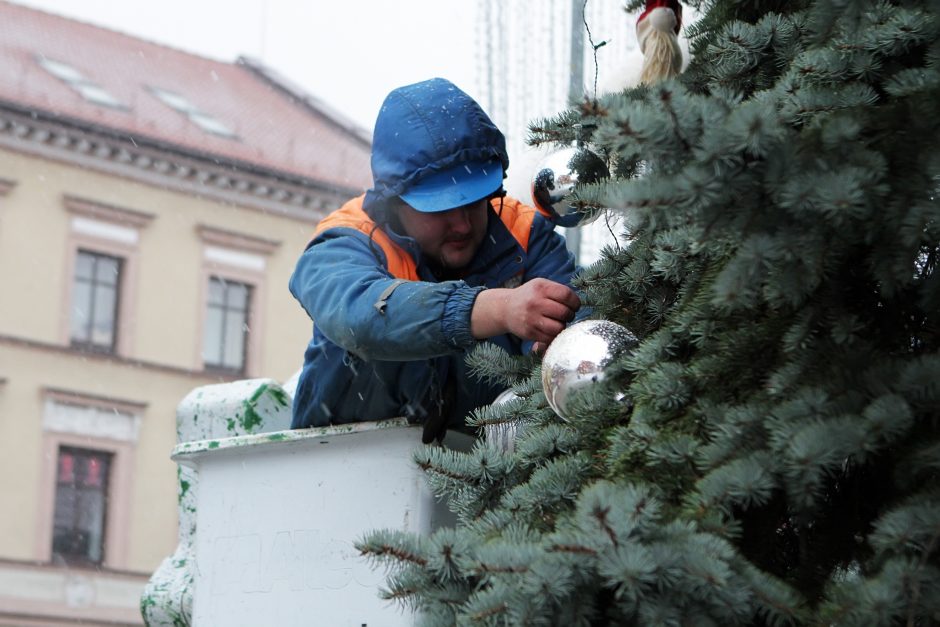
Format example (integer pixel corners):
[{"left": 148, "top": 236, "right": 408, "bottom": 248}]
[{"left": 0, "top": 2, "right": 372, "bottom": 624}]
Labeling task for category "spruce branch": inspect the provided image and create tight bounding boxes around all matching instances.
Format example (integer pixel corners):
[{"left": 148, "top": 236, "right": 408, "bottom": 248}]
[
  {"left": 466, "top": 394, "right": 530, "bottom": 430},
  {"left": 356, "top": 530, "right": 428, "bottom": 566},
  {"left": 514, "top": 424, "right": 581, "bottom": 467},
  {"left": 465, "top": 342, "right": 535, "bottom": 386},
  {"left": 426, "top": 527, "right": 475, "bottom": 583}
]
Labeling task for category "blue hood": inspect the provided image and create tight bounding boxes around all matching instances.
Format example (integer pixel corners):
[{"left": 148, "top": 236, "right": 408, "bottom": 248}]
[{"left": 362, "top": 78, "right": 509, "bottom": 219}]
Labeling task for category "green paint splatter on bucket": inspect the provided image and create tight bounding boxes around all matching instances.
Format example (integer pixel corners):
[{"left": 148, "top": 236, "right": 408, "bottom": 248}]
[
  {"left": 240, "top": 404, "right": 263, "bottom": 431},
  {"left": 248, "top": 383, "right": 269, "bottom": 403},
  {"left": 269, "top": 386, "right": 290, "bottom": 407}
]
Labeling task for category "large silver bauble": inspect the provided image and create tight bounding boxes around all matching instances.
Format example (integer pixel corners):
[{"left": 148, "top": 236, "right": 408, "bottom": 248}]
[
  {"left": 541, "top": 320, "right": 638, "bottom": 421},
  {"left": 484, "top": 388, "right": 524, "bottom": 455},
  {"left": 531, "top": 146, "right": 609, "bottom": 228}
]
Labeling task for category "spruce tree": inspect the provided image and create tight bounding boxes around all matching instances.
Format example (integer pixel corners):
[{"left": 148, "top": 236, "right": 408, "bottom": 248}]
[{"left": 358, "top": 0, "right": 940, "bottom": 624}]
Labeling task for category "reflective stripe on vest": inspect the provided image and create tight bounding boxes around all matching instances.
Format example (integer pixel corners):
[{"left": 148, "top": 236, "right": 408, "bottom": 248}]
[{"left": 310, "top": 194, "right": 541, "bottom": 281}]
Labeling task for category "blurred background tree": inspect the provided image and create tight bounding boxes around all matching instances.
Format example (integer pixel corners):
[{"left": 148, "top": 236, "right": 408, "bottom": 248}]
[{"left": 359, "top": 0, "right": 940, "bottom": 623}]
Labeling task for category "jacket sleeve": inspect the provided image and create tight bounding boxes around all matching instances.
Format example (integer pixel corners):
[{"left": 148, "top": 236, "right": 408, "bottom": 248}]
[{"left": 289, "top": 229, "right": 484, "bottom": 361}]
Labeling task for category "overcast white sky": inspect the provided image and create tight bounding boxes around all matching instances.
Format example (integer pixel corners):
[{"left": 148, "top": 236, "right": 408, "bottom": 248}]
[{"left": 14, "top": 0, "right": 479, "bottom": 131}]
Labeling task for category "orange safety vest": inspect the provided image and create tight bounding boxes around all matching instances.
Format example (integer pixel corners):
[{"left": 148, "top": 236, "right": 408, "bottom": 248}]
[{"left": 311, "top": 194, "right": 545, "bottom": 281}]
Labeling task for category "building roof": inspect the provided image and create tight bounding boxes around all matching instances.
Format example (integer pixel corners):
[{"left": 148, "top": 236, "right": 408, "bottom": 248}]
[{"left": 0, "top": 1, "right": 372, "bottom": 193}]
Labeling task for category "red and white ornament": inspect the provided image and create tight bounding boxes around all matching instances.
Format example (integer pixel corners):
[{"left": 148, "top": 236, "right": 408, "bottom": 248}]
[{"left": 636, "top": 0, "right": 684, "bottom": 85}]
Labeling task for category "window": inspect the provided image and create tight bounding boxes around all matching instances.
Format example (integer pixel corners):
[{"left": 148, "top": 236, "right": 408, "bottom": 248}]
[
  {"left": 62, "top": 196, "right": 153, "bottom": 357},
  {"left": 37, "top": 389, "right": 143, "bottom": 569},
  {"left": 70, "top": 250, "right": 122, "bottom": 352},
  {"left": 37, "top": 57, "right": 126, "bottom": 109},
  {"left": 51, "top": 447, "right": 112, "bottom": 565},
  {"left": 202, "top": 276, "right": 252, "bottom": 373},
  {"left": 197, "top": 224, "right": 278, "bottom": 377},
  {"left": 150, "top": 86, "right": 237, "bottom": 138}
]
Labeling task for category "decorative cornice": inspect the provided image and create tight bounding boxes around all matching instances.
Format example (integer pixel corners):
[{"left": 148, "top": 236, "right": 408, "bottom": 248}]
[
  {"left": 0, "top": 104, "right": 351, "bottom": 223},
  {"left": 0, "top": 178, "right": 16, "bottom": 196},
  {"left": 197, "top": 224, "right": 281, "bottom": 255},
  {"left": 64, "top": 195, "right": 156, "bottom": 228},
  {"left": 42, "top": 386, "right": 149, "bottom": 414}
]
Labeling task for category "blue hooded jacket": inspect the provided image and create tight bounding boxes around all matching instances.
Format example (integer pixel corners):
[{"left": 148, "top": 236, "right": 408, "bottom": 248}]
[{"left": 289, "top": 78, "right": 577, "bottom": 429}]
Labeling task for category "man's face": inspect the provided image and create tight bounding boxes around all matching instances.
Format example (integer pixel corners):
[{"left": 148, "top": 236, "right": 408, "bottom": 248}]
[{"left": 396, "top": 198, "right": 489, "bottom": 272}]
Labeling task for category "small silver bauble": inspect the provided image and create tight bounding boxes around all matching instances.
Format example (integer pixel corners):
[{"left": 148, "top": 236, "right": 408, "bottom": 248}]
[
  {"left": 531, "top": 146, "right": 609, "bottom": 228},
  {"left": 484, "top": 388, "right": 524, "bottom": 454},
  {"left": 541, "top": 320, "right": 638, "bottom": 421}
]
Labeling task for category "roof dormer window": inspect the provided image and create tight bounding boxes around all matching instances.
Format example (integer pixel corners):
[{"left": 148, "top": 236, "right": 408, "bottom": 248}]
[
  {"left": 149, "top": 87, "right": 237, "bottom": 139},
  {"left": 37, "top": 57, "right": 126, "bottom": 109}
]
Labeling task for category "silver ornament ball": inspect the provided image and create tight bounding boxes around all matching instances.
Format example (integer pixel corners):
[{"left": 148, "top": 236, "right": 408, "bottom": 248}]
[
  {"left": 531, "top": 146, "right": 609, "bottom": 228},
  {"left": 541, "top": 320, "right": 638, "bottom": 420}
]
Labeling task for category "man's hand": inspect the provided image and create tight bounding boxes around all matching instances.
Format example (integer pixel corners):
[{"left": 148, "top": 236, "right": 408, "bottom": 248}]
[{"left": 471, "top": 278, "right": 580, "bottom": 345}]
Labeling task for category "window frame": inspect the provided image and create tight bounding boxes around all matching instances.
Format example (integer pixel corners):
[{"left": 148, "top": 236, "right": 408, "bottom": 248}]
[
  {"left": 197, "top": 263, "right": 264, "bottom": 378},
  {"left": 61, "top": 197, "right": 152, "bottom": 357},
  {"left": 196, "top": 225, "right": 279, "bottom": 378},
  {"left": 63, "top": 233, "right": 135, "bottom": 356},
  {"left": 34, "top": 389, "right": 143, "bottom": 571},
  {"left": 69, "top": 249, "right": 123, "bottom": 353},
  {"left": 202, "top": 274, "right": 253, "bottom": 375},
  {"left": 51, "top": 445, "right": 114, "bottom": 567}
]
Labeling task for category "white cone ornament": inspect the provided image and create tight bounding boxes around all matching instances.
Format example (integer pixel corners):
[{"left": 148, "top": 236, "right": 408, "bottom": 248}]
[
  {"left": 637, "top": 0, "right": 684, "bottom": 85},
  {"left": 484, "top": 388, "right": 524, "bottom": 454},
  {"left": 541, "top": 320, "right": 638, "bottom": 421},
  {"left": 531, "top": 146, "right": 609, "bottom": 228}
]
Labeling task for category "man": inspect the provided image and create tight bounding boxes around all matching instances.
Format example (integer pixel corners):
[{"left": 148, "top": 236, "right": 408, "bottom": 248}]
[{"left": 289, "top": 78, "right": 580, "bottom": 442}]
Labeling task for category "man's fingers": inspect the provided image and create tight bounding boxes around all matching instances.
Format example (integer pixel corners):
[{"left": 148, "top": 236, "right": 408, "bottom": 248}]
[
  {"left": 504, "top": 279, "right": 582, "bottom": 342},
  {"left": 554, "top": 287, "right": 581, "bottom": 312},
  {"left": 530, "top": 316, "right": 565, "bottom": 344},
  {"left": 538, "top": 280, "right": 581, "bottom": 312},
  {"left": 540, "top": 299, "right": 577, "bottom": 323}
]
